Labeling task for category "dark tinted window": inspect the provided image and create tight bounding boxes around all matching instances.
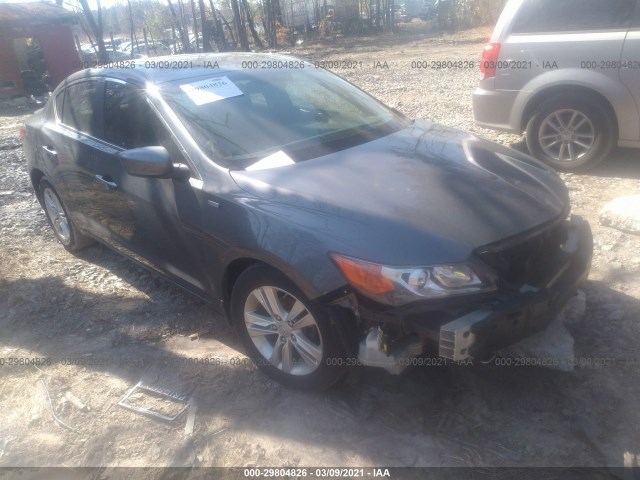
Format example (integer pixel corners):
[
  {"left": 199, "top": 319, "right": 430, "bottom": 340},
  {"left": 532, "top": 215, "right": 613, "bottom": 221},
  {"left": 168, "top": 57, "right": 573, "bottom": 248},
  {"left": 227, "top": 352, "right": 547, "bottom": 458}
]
[
  {"left": 512, "top": 0, "right": 635, "bottom": 33},
  {"left": 61, "top": 81, "right": 98, "bottom": 136},
  {"left": 102, "top": 81, "right": 168, "bottom": 149}
]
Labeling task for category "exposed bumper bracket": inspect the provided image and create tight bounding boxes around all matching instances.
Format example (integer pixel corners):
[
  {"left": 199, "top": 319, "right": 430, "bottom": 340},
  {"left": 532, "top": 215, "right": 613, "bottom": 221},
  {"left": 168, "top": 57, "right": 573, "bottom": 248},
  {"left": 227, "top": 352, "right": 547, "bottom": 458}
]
[{"left": 358, "top": 328, "right": 423, "bottom": 374}]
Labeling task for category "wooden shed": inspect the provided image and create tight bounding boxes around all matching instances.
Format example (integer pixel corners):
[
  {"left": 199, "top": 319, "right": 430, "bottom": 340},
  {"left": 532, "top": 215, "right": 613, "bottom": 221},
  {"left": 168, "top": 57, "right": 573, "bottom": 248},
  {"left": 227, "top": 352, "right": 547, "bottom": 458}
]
[{"left": 0, "top": 2, "right": 80, "bottom": 98}]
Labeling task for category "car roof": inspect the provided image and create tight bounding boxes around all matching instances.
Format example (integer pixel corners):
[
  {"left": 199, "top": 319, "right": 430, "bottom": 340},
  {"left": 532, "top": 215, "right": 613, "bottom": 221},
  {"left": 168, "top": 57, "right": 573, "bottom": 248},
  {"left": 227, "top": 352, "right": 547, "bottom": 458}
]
[{"left": 64, "top": 53, "right": 306, "bottom": 86}]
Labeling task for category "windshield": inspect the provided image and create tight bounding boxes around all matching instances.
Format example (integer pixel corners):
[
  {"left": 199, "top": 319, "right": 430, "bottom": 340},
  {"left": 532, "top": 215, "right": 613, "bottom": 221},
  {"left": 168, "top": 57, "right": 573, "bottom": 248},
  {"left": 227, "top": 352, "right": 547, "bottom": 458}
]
[{"left": 161, "top": 67, "right": 409, "bottom": 169}]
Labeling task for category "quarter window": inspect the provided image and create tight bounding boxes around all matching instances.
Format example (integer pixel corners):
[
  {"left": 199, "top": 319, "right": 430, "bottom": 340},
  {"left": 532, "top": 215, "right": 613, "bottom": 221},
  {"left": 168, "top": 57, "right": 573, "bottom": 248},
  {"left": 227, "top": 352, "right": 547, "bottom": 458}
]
[
  {"left": 512, "top": 0, "right": 636, "bottom": 33},
  {"left": 61, "top": 81, "right": 98, "bottom": 136},
  {"left": 54, "top": 90, "right": 64, "bottom": 120}
]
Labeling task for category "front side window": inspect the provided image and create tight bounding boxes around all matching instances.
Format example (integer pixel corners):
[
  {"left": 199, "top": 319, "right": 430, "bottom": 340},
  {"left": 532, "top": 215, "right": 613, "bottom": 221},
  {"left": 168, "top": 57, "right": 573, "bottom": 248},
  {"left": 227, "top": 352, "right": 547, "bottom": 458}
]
[
  {"left": 61, "top": 81, "right": 98, "bottom": 136},
  {"left": 512, "top": 0, "right": 636, "bottom": 33},
  {"left": 161, "top": 68, "right": 409, "bottom": 169},
  {"left": 102, "top": 81, "right": 168, "bottom": 149}
]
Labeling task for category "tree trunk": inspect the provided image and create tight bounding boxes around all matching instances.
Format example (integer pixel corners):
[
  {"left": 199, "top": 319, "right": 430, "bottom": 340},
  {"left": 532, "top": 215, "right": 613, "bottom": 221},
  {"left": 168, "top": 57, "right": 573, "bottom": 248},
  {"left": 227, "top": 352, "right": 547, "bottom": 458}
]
[
  {"left": 79, "top": 0, "right": 108, "bottom": 62},
  {"left": 230, "top": 0, "right": 250, "bottom": 51},
  {"left": 262, "top": 0, "right": 276, "bottom": 48},
  {"left": 289, "top": 0, "right": 294, "bottom": 42},
  {"left": 178, "top": 0, "right": 190, "bottom": 46},
  {"left": 198, "top": 0, "right": 213, "bottom": 52},
  {"left": 274, "top": 0, "right": 283, "bottom": 24},
  {"left": 242, "top": 0, "right": 264, "bottom": 49},
  {"left": 190, "top": 0, "right": 200, "bottom": 52},
  {"left": 390, "top": 0, "right": 395, "bottom": 32},
  {"left": 168, "top": 0, "right": 191, "bottom": 52},
  {"left": 143, "top": 27, "right": 149, "bottom": 56},
  {"left": 219, "top": 11, "right": 237, "bottom": 46},
  {"left": 383, "top": 0, "right": 390, "bottom": 32},
  {"left": 209, "top": 0, "right": 228, "bottom": 51},
  {"left": 450, "top": 0, "right": 458, "bottom": 32},
  {"left": 126, "top": 0, "right": 135, "bottom": 57}
]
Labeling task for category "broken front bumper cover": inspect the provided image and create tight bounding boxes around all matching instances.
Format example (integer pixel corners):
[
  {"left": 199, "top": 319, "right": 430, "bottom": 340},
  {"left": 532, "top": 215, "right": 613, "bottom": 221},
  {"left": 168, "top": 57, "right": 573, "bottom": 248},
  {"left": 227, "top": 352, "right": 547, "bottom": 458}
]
[
  {"left": 349, "top": 215, "right": 593, "bottom": 370},
  {"left": 439, "top": 215, "right": 593, "bottom": 361}
]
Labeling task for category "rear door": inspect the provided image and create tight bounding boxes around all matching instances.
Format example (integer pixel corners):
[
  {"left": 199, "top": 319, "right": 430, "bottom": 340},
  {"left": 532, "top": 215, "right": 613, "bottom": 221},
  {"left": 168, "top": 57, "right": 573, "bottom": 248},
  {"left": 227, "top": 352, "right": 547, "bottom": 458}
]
[
  {"left": 38, "top": 79, "right": 102, "bottom": 234},
  {"left": 619, "top": 1, "right": 640, "bottom": 141}
]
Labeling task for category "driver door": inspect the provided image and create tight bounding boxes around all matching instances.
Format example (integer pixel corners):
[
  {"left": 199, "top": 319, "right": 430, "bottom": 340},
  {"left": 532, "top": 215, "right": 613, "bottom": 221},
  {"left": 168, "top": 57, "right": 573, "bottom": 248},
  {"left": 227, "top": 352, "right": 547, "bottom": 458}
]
[{"left": 88, "top": 79, "right": 210, "bottom": 293}]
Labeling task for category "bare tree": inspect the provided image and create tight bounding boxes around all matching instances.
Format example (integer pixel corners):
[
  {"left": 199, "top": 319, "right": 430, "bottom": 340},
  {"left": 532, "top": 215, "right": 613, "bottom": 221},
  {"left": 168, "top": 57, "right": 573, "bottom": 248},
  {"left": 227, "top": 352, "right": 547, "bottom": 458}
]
[
  {"left": 209, "top": 0, "right": 229, "bottom": 50},
  {"left": 199, "top": 0, "right": 214, "bottom": 51},
  {"left": 126, "top": 0, "right": 136, "bottom": 57},
  {"left": 78, "top": 0, "right": 109, "bottom": 62},
  {"left": 190, "top": 0, "right": 200, "bottom": 51},
  {"left": 178, "top": 0, "right": 190, "bottom": 44},
  {"left": 230, "top": 0, "right": 250, "bottom": 51},
  {"left": 242, "top": 0, "right": 264, "bottom": 48},
  {"left": 219, "top": 10, "right": 237, "bottom": 45},
  {"left": 168, "top": 0, "right": 191, "bottom": 52},
  {"left": 262, "top": 0, "right": 277, "bottom": 48}
]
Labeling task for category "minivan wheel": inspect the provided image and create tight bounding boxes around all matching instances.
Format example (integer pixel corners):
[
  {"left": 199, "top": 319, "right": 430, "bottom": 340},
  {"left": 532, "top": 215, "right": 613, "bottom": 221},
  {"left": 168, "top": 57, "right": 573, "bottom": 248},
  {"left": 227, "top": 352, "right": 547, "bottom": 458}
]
[
  {"left": 230, "top": 265, "right": 347, "bottom": 390},
  {"left": 38, "top": 179, "right": 94, "bottom": 251},
  {"left": 525, "top": 96, "right": 615, "bottom": 171}
]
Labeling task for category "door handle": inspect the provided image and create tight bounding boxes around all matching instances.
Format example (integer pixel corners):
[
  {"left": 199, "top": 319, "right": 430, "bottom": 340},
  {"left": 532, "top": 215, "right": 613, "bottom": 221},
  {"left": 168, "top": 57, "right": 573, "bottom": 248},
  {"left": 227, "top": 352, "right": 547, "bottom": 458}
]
[
  {"left": 95, "top": 174, "right": 118, "bottom": 191},
  {"left": 42, "top": 145, "right": 57, "bottom": 157}
]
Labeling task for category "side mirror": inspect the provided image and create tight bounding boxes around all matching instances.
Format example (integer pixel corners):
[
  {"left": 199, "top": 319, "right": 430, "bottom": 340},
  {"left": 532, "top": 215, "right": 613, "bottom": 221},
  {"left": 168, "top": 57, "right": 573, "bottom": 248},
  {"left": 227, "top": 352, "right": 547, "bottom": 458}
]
[{"left": 119, "top": 146, "right": 190, "bottom": 179}]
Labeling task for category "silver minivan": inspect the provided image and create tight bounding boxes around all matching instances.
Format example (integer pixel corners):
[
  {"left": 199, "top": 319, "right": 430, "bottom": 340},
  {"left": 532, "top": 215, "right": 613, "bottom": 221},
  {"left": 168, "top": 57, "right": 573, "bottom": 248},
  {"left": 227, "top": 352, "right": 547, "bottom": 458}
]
[{"left": 472, "top": 0, "right": 640, "bottom": 170}]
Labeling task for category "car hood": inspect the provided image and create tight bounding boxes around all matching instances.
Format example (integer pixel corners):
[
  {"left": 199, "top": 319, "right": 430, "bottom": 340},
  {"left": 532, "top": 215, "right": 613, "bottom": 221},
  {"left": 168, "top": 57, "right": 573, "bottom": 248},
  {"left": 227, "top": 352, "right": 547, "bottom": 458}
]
[{"left": 229, "top": 120, "right": 569, "bottom": 265}]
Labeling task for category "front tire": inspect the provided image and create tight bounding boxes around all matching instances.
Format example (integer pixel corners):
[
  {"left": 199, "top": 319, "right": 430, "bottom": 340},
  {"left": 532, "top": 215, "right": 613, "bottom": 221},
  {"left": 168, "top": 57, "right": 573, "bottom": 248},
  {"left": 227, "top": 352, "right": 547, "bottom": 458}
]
[
  {"left": 525, "top": 95, "right": 615, "bottom": 171},
  {"left": 231, "top": 265, "right": 347, "bottom": 390},
  {"left": 38, "top": 179, "right": 94, "bottom": 252}
]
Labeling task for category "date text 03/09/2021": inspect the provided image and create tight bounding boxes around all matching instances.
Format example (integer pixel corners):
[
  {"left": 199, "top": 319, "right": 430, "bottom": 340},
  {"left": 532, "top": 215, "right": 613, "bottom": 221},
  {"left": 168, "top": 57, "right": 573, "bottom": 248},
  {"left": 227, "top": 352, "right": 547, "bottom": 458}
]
[{"left": 243, "top": 468, "right": 391, "bottom": 478}]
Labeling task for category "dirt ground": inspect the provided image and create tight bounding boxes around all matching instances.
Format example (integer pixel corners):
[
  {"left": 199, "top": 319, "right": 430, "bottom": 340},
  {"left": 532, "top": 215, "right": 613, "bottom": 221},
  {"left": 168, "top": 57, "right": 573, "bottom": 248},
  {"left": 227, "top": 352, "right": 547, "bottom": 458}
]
[{"left": 1, "top": 23, "right": 640, "bottom": 475}]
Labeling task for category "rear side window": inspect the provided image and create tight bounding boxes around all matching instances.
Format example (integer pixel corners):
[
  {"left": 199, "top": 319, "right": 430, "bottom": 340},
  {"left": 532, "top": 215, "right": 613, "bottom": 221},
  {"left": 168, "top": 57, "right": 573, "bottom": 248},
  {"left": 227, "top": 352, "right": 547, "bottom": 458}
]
[
  {"left": 54, "top": 90, "right": 64, "bottom": 120},
  {"left": 512, "top": 0, "right": 636, "bottom": 33},
  {"left": 102, "top": 81, "right": 168, "bottom": 149},
  {"left": 61, "top": 81, "right": 99, "bottom": 136}
]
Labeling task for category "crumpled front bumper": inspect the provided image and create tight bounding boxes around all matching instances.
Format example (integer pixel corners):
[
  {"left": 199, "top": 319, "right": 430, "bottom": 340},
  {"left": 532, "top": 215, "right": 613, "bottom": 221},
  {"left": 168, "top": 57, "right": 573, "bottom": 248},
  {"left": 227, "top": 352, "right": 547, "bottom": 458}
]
[{"left": 438, "top": 215, "right": 593, "bottom": 361}]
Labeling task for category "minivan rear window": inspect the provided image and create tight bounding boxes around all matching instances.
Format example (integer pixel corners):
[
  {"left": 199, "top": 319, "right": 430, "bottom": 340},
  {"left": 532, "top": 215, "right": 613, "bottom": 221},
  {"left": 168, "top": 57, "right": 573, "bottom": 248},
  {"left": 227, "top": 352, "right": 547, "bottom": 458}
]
[{"left": 512, "top": 0, "right": 635, "bottom": 33}]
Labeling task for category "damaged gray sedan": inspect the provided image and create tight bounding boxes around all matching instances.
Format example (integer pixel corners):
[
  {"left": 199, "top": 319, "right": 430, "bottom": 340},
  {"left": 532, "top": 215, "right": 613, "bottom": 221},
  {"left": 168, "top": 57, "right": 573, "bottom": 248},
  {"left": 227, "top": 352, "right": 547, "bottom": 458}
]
[{"left": 23, "top": 54, "right": 593, "bottom": 390}]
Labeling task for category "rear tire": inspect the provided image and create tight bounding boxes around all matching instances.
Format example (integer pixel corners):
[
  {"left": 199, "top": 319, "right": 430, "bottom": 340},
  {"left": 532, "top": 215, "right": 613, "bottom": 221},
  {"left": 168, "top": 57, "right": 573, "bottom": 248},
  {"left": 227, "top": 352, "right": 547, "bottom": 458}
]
[
  {"left": 38, "top": 179, "right": 94, "bottom": 252},
  {"left": 525, "top": 95, "right": 615, "bottom": 171},
  {"left": 230, "top": 264, "right": 348, "bottom": 391}
]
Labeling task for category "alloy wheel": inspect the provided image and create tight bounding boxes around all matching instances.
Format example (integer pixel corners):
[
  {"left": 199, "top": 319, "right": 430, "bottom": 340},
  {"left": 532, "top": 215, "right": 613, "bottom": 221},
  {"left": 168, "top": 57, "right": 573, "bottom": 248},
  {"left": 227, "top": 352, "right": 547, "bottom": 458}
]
[
  {"left": 244, "top": 286, "right": 323, "bottom": 375},
  {"left": 538, "top": 109, "right": 595, "bottom": 163},
  {"left": 43, "top": 187, "right": 71, "bottom": 244}
]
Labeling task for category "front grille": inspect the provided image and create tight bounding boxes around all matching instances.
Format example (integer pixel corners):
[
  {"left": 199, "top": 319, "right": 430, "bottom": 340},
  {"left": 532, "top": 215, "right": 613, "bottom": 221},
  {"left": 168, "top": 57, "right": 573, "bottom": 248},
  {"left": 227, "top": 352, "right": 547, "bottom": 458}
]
[{"left": 475, "top": 221, "right": 567, "bottom": 289}]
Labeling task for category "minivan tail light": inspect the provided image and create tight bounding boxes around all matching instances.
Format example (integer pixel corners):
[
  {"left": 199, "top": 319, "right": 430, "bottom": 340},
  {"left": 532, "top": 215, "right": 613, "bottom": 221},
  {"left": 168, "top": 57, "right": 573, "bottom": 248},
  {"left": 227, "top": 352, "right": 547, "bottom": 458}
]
[
  {"left": 480, "top": 43, "right": 501, "bottom": 80},
  {"left": 19, "top": 126, "right": 26, "bottom": 139}
]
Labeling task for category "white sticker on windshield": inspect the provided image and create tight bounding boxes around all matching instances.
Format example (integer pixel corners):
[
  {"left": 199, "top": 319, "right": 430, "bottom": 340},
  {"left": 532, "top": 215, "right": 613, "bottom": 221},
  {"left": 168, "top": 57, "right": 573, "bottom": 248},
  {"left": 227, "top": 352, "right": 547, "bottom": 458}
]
[
  {"left": 246, "top": 150, "right": 295, "bottom": 171},
  {"left": 179, "top": 76, "right": 243, "bottom": 105}
]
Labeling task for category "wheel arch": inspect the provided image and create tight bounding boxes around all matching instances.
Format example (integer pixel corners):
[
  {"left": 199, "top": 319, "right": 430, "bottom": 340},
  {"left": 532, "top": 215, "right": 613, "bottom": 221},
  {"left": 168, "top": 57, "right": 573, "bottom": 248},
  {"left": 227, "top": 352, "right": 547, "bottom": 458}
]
[
  {"left": 220, "top": 255, "right": 336, "bottom": 321},
  {"left": 520, "top": 85, "right": 618, "bottom": 138},
  {"left": 30, "top": 168, "right": 46, "bottom": 200}
]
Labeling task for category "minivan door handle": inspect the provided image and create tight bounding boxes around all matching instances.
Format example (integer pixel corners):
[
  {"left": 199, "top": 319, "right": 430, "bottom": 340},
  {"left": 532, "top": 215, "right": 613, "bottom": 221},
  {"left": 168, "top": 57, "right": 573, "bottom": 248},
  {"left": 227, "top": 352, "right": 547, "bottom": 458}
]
[{"left": 95, "top": 174, "right": 118, "bottom": 191}]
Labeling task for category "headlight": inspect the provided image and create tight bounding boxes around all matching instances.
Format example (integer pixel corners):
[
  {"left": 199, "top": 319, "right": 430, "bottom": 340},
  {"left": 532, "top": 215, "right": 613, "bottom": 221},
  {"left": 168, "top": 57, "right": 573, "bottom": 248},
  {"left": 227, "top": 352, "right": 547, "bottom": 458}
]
[{"left": 330, "top": 253, "right": 495, "bottom": 306}]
